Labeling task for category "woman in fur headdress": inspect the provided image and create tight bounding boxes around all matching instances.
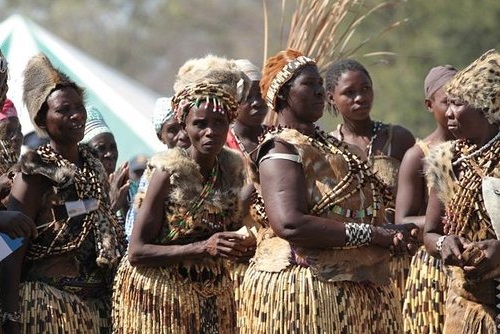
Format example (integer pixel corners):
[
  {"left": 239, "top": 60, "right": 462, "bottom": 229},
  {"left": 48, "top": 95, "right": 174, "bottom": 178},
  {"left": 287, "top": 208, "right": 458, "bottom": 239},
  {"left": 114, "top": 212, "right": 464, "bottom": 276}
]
[
  {"left": 424, "top": 49, "right": 500, "bottom": 333},
  {"left": 112, "top": 55, "right": 254, "bottom": 334},
  {"left": 238, "top": 49, "right": 419, "bottom": 334},
  {"left": 0, "top": 53, "right": 126, "bottom": 334}
]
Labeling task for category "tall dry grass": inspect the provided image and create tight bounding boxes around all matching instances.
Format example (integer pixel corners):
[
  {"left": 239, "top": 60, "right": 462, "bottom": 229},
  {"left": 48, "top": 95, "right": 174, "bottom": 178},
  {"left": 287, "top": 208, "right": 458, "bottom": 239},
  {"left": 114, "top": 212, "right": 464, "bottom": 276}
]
[{"left": 262, "top": 0, "right": 405, "bottom": 73}]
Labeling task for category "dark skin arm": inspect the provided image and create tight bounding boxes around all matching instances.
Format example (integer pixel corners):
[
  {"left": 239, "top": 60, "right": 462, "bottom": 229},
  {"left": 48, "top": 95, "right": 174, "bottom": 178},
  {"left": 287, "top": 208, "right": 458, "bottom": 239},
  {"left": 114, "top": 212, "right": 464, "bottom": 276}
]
[
  {"left": 395, "top": 145, "right": 426, "bottom": 241},
  {"left": 424, "top": 186, "right": 500, "bottom": 278},
  {"left": 423, "top": 186, "right": 465, "bottom": 266},
  {"left": 259, "top": 140, "right": 417, "bottom": 250},
  {"left": 1, "top": 173, "right": 49, "bottom": 334},
  {"left": 128, "top": 168, "right": 251, "bottom": 267}
]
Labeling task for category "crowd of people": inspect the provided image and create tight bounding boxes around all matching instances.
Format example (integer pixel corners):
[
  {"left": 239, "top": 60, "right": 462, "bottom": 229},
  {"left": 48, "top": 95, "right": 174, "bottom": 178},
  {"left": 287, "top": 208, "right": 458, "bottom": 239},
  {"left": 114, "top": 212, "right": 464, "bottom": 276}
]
[{"left": 0, "top": 43, "right": 499, "bottom": 334}]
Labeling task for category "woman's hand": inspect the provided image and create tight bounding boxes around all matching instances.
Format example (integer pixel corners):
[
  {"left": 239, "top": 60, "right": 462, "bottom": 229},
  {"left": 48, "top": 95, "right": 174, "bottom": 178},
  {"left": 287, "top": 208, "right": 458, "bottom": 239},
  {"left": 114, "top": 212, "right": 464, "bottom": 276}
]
[
  {"left": 372, "top": 223, "right": 419, "bottom": 255},
  {"left": 439, "top": 235, "right": 468, "bottom": 266},
  {"left": 203, "top": 232, "right": 255, "bottom": 261},
  {"left": 109, "top": 163, "right": 130, "bottom": 213},
  {"left": 462, "top": 239, "right": 500, "bottom": 280},
  {"left": 0, "top": 211, "right": 37, "bottom": 239}
]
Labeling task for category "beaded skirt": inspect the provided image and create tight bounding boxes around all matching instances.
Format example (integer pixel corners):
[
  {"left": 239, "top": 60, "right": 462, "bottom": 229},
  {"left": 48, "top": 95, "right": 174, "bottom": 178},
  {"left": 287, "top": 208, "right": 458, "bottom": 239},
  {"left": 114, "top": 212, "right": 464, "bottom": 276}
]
[
  {"left": 18, "top": 281, "right": 110, "bottom": 333},
  {"left": 112, "top": 256, "right": 237, "bottom": 334},
  {"left": 227, "top": 261, "right": 249, "bottom": 308},
  {"left": 389, "top": 253, "right": 411, "bottom": 307},
  {"left": 402, "top": 246, "right": 448, "bottom": 334},
  {"left": 238, "top": 263, "right": 402, "bottom": 334}
]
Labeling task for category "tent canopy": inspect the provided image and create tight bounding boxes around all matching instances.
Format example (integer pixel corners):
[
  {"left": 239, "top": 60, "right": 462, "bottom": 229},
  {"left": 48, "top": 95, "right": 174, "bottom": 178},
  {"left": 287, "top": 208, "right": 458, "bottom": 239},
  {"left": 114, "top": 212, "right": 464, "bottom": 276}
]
[{"left": 0, "top": 14, "right": 164, "bottom": 165}]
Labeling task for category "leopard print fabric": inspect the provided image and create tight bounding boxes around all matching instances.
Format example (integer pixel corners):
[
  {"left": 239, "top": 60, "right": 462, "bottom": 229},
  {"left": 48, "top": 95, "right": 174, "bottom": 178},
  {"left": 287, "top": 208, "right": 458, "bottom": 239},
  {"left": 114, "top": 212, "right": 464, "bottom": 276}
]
[{"left": 445, "top": 49, "right": 500, "bottom": 125}]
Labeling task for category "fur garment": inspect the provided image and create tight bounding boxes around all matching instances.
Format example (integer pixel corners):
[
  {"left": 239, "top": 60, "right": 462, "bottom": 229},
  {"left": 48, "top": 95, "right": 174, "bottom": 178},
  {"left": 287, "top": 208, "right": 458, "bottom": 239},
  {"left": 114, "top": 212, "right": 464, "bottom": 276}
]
[{"left": 133, "top": 146, "right": 245, "bottom": 244}]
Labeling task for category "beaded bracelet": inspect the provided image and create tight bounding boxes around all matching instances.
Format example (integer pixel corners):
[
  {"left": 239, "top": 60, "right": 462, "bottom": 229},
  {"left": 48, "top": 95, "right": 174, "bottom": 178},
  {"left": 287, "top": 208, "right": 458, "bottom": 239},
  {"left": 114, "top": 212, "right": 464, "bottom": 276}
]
[
  {"left": 345, "top": 222, "right": 372, "bottom": 247},
  {"left": 0, "top": 310, "right": 21, "bottom": 326},
  {"left": 435, "top": 235, "right": 448, "bottom": 252}
]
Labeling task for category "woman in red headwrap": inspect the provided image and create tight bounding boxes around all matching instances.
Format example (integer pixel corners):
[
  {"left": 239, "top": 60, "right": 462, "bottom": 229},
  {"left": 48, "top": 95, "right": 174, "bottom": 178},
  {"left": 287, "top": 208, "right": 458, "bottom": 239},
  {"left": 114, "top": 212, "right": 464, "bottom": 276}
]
[{"left": 238, "top": 49, "right": 418, "bottom": 334}]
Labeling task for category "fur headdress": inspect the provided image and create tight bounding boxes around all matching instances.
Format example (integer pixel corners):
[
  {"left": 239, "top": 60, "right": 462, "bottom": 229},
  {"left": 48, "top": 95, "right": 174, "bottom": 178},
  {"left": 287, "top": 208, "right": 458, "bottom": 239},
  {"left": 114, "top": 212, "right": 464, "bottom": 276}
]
[
  {"left": 260, "top": 49, "right": 316, "bottom": 125},
  {"left": 171, "top": 54, "right": 249, "bottom": 123},
  {"left": 22, "top": 53, "right": 85, "bottom": 137},
  {"left": 445, "top": 49, "right": 500, "bottom": 125}
]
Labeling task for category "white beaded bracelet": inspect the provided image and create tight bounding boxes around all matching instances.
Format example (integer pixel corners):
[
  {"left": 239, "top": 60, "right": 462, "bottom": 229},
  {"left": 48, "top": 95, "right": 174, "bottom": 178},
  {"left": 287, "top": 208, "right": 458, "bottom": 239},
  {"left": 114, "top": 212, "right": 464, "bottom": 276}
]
[{"left": 435, "top": 235, "right": 448, "bottom": 252}]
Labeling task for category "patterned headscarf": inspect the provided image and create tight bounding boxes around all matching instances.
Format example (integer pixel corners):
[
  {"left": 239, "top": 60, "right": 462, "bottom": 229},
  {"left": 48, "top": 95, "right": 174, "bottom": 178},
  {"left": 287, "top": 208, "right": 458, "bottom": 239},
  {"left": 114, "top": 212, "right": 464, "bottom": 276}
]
[
  {"left": 234, "top": 59, "right": 261, "bottom": 81},
  {"left": 81, "top": 106, "right": 112, "bottom": 143},
  {"left": 152, "top": 97, "right": 175, "bottom": 134},
  {"left": 445, "top": 49, "right": 500, "bottom": 125}
]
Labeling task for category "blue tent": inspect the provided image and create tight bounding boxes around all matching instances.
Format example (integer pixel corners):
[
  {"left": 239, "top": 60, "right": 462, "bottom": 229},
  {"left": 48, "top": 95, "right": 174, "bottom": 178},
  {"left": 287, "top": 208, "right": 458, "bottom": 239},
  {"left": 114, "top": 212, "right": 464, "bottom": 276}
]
[{"left": 0, "top": 15, "right": 164, "bottom": 164}]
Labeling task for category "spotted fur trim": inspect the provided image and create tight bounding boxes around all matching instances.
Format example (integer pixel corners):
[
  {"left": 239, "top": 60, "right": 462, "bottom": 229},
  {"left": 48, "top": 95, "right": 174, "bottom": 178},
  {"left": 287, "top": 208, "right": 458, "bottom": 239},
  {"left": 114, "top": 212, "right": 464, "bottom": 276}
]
[{"left": 424, "top": 141, "right": 457, "bottom": 205}]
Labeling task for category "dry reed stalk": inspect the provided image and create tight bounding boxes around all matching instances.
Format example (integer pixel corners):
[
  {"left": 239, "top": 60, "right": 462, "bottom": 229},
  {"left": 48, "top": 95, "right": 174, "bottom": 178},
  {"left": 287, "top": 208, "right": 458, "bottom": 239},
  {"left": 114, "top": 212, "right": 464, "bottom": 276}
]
[{"left": 263, "top": 0, "right": 405, "bottom": 73}]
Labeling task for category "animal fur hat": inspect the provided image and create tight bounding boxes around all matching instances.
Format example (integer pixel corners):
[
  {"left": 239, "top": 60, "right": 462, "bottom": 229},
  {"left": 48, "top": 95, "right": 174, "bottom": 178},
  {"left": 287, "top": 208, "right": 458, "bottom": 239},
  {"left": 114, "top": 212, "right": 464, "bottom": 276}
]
[
  {"left": 171, "top": 54, "right": 250, "bottom": 123},
  {"left": 173, "top": 54, "right": 249, "bottom": 100},
  {"left": 445, "top": 49, "right": 500, "bottom": 125},
  {"left": 22, "top": 53, "right": 85, "bottom": 137}
]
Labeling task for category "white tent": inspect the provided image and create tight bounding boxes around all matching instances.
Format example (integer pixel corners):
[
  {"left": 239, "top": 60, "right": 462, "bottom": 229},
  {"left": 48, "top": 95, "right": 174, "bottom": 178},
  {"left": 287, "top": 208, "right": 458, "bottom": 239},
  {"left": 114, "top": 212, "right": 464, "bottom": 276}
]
[{"left": 0, "top": 14, "right": 164, "bottom": 164}]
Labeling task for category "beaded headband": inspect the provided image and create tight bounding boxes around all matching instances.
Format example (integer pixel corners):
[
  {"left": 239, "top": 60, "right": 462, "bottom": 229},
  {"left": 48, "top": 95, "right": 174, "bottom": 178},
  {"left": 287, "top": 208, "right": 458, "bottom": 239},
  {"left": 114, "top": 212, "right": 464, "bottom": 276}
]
[
  {"left": 265, "top": 55, "right": 316, "bottom": 110},
  {"left": 171, "top": 82, "right": 239, "bottom": 124}
]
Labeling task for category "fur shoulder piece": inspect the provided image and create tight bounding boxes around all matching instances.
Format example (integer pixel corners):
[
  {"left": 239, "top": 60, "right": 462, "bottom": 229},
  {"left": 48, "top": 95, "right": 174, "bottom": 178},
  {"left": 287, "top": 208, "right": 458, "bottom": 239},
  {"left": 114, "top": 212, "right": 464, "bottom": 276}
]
[
  {"left": 148, "top": 147, "right": 202, "bottom": 185},
  {"left": 18, "top": 145, "right": 109, "bottom": 189},
  {"left": 18, "top": 149, "right": 76, "bottom": 187},
  {"left": 148, "top": 147, "right": 244, "bottom": 188},
  {"left": 217, "top": 146, "right": 245, "bottom": 190},
  {"left": 424, "top": 140, "right": 457, "bottom": 204}
]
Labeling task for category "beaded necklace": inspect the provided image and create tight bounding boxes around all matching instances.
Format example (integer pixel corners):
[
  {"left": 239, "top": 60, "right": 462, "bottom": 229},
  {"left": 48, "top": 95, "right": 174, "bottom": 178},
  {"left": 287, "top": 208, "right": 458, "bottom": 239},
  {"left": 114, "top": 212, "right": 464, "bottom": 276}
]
[
  {"left": 308, "top": 128, "right": 389, "bottom": 223},
  {"left": 445, "top": 138, "right": 500, "bottom": 239},
  {"left": 27, "top": 144, "right": 122, "bottom": 262},
  {"left": 252, "top": 127, "right": 391, "bottom": 225},
  {"left": 230, "top": 127, "right": 249, "bottom": 157},
  {"left": 167, "top": 158, "right": 219, "bottom": 240},
  {"left": 452, "top": 130, "right": 500, "bottom": 166},
  {"left": 338, "top": 120, "right": 384, "bottom": 159}
]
